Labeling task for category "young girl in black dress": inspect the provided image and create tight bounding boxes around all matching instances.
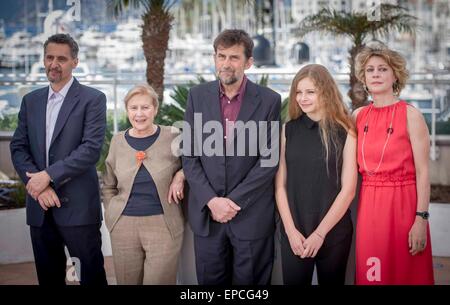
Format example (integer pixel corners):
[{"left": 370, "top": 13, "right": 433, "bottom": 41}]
[{"left": 275, "top": 64, "right": 357, "bottom": 284}]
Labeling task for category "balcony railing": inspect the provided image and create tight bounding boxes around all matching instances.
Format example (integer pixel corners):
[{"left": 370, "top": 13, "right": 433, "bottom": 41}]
[{"left": 1, "top": 71, "right": 449, "bottom": 161}]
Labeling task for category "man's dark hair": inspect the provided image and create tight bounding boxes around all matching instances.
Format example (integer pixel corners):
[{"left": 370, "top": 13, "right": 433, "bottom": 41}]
[
  {"left": 213, "top": 29, "right": 254, "bottom": 59},
  {"left": 44, "top": 33, "right": 79, "bottom": 59}
]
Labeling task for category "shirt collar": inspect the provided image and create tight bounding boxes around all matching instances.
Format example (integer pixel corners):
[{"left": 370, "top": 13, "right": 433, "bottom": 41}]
[
  {"left": 301, "top": 114, "right": 319, "bottom": 129},
  {"left": 219, "top": 75, "right": 248, "bottom": 99},
  {"left": 48, "top": 76, "right": 74, "bottom": 100}
]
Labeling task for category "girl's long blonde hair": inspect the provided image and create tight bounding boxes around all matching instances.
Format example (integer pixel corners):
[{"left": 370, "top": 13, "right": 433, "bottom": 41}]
[{"left": 288, "top": 64, "right": 355, "bottom": 175}]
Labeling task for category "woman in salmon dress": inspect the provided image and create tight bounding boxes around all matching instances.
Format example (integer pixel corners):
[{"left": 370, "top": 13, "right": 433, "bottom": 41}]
[{"left": 353, "top": 44, "right": 434, "bottom": 285}]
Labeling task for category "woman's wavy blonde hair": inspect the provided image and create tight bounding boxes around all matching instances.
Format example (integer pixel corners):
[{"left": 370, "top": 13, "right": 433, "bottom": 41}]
[
  {"left": 288, "top": 64, "right": 355, "bottom": 176},
  {"left": 355, "top": 43, "right": 409, "bottom": 96}
]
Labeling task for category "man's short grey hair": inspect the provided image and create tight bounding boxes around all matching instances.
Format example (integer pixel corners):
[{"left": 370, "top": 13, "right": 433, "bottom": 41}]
[{"left": 44, "top": 34, "right": 79, "bottom": 59}]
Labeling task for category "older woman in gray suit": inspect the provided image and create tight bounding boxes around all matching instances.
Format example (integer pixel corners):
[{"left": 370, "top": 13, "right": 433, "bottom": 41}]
[{"left": 102, "top": 84, "right": 185, "bottom": 284}]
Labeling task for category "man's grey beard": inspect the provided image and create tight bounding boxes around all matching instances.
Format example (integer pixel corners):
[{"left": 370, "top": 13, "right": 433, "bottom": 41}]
[
  {"left": 46, "top": 69, "right": 61, "bottom": 83},
  {"left": 220, "top": 75, "right": 238, "bottom": 85}
]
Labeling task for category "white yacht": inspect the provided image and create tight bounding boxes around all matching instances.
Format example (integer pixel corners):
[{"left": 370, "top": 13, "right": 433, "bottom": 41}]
[
  {"left": 0, "top": 31, "right": 41, "bottom": 68},
  {"left": 96, "top": 19, "right": 143, "bottom": 69}
]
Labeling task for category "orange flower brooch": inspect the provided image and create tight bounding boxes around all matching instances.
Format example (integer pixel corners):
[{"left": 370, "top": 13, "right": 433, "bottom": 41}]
[{"left": 135, "top": 151, "right": 146, "bottom": 166}]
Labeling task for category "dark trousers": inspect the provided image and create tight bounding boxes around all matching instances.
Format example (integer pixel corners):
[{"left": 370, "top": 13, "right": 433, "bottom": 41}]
[
  {"left": 280, "top": 232, "right": 352, "bottom": 285},
  {"left": 29, "top": 211, "right": 108, "bottom": 286},
  {"left": 194, "top": 221, "right": 274, "bottom": 285}
]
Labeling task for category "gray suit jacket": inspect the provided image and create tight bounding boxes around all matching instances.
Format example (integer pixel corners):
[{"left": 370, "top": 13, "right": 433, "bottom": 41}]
[{"left": 182, "top": 79, "right": 281, "bottom": 240}]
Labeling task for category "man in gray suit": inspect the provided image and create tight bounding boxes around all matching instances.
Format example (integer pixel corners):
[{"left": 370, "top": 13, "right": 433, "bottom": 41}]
[
  {"left": 10, "top": 34, "right": 107, "bottom": 285},
  {"left": 182, "top": 29, "right": 281, "bottom": 285}
]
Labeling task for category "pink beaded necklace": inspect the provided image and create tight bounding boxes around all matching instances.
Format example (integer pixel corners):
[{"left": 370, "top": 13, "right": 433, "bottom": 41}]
[{"left": 361, "top": 102, "right": 398, "bottom": 176}]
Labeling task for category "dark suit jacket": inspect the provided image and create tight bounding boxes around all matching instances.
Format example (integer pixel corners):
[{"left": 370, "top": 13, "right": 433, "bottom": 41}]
[
  {"left": 10, "top": 78, "right": 106, "bottom": 227},
  {"left": 182, "top": 79, "right": 281, "bottom": 240}
]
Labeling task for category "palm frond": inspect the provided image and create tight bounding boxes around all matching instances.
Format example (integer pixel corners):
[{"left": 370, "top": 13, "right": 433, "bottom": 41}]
[
  {"left": 109, "top": 0, "right": 175, "bottom": 16},
  {"left": 294, "top": 3, "right": 417, "bottom": 109},
  {"left": 257, "top": 74, "right": 269, "bottom": 87},
  {"left": 296, "top": 4, "right": 416, "bottom": 43},
  {"left": 155, "top": 76, "right": 207, "bottom": 126},
  {"left": 109, "top": 0, "right": 142, "bottom": 16},
  {"left": 370, "top": 5, "right": 417, "bottom": 37},
  {"left": 296, "top": 7, "right": 362, "bottom": 38}
]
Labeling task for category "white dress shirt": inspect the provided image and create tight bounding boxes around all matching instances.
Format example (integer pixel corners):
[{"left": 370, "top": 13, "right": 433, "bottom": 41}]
[{"left": 46, "top": 77, "right": 74, "bottom": 167}]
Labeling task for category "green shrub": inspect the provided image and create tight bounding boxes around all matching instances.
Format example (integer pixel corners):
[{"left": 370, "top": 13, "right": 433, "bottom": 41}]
[
  {"left": 0, "top": 113, "right": 18, "bottom": 131},
  {"left": 0, "top": 181, "right": 26, "bottom": 209},
  {"left": 9, "top": 182, "right": 26, "bottom": 208},
  {"left": 96, "top": 112, "right": 131, "bottom": 173}
]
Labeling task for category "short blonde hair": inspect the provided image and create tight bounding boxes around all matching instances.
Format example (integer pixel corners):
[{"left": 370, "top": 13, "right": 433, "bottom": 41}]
[
  {"left": 355, "top": 43, "right": 409, "bottom": 96},
  {"left": 124, "top": 84, "right": 159, "bottom": 109}
]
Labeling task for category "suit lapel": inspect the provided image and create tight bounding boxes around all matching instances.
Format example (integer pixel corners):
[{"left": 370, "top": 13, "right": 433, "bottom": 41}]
[
  {"left": 205, "top": 80, "right": 223, "bottom": 123},
  {"left": 236, "top": 80, "right": 260, "bottom": 122},
  {"left": 50, "top": 78, "right": 81, "bottom": 147},
  {"left": 36, "top": 87, "right": 49, "bottom": 163},
  {"left": 233, "top": 80, "right": 260, "bottom": 140}
]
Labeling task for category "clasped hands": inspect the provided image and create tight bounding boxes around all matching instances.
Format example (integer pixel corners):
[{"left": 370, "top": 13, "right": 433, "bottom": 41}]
[
  {"left": 287, "top": 228, "right": 325, "bottom": 259},
  {"left": 207, "top": 197, "right": 241, "bottom": 223},
  {"left": 25, "top": 171, "right": 60, "bottom": 211}
]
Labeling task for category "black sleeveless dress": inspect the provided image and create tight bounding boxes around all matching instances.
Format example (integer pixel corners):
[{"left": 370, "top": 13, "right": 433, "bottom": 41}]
[{"left": 283, "top": 114, "right": 353, "bottom": 248}]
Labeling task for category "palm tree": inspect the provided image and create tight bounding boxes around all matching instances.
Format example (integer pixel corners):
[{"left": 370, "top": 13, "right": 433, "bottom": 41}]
[
  {"left": 296, "top": 4, "right": 417, "bottom": 110},
  {"left": 111, "top": 0, "right": 176, "bottom": 101}
]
